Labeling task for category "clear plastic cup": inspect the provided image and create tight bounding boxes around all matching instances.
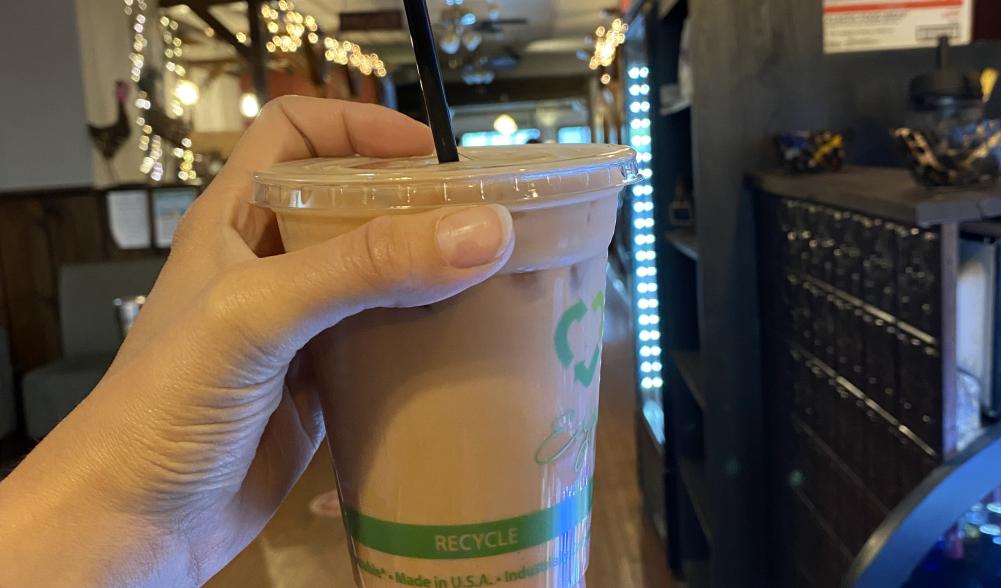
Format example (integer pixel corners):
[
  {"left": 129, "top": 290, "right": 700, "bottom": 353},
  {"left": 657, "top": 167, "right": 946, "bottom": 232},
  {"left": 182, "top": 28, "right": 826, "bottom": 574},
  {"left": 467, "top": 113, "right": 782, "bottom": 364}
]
[{"left": 253, "top": 144, "right": 637, "bottom": 588}]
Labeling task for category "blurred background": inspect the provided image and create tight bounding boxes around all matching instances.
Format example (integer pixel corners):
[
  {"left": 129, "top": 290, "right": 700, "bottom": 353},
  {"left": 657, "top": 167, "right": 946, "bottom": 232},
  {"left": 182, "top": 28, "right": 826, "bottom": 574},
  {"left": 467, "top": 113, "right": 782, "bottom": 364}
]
[{"left": 2, "top": 1, "right": 1001, "bottom": 587}]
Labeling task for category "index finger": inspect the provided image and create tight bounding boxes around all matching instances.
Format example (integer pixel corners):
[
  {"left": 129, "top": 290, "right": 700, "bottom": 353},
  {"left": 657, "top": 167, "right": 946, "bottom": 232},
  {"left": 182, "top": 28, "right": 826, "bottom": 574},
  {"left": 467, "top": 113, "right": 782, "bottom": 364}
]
[{"left": 211, "top": 96, "right": 435, "bottom": 200}]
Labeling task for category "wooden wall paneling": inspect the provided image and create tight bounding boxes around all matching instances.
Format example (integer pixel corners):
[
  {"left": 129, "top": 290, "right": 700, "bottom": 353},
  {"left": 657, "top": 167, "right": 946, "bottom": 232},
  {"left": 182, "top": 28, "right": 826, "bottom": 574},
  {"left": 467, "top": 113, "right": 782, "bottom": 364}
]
[
  {"left": 0, "top": 199, "right": 64, "bottom": 372},
  {"left": 686, "top": 0, "right": 824, "bottom": 583},
  {"left": 822, "top": 43, "right": 1001, "bottom": 166},
  {"left": 0, "top": 241, "right": 8, "bottom": 333},
  {"left": 686, "top": 0, "right": 999, "bottom": 582},
  {"left": 975, "top": 0, "right": 1001, "bottom": 41},
  {"left": 0, "top": 189, "right": 157, "bottom": 374},
  {"left": 44, "top": 195, "right": 106, "bottom": 263}
]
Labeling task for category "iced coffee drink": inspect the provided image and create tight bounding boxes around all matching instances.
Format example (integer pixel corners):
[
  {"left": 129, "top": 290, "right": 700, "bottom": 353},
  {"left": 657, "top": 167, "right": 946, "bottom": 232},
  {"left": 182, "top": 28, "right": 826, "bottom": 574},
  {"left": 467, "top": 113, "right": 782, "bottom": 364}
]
[{"left": 253, "top": 144, "right": 637, "bottom": 588}]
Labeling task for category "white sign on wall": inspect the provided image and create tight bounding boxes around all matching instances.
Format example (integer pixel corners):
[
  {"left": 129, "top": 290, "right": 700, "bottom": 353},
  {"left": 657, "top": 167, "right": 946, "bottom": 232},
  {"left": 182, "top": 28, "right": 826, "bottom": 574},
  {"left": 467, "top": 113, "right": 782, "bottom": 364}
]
[
  {"left": 824, "top": 0, "right": 974, "bottom": 54},
  {"left": 152, "top": 187, "right": 197, "bottom": 248},
  {"left": 107, "top": 189, "right": 151, "bottom": 250}
]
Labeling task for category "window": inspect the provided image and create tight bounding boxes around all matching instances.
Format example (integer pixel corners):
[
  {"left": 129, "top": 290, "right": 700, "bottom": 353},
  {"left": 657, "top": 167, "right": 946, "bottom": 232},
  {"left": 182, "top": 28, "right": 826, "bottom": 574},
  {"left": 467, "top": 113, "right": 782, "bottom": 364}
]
[
  {"left": 460, "top": 129, "right": 541, "bottom": 146},
  {"left": 557, "top": 126, "right": 592, "bottom": 144}
]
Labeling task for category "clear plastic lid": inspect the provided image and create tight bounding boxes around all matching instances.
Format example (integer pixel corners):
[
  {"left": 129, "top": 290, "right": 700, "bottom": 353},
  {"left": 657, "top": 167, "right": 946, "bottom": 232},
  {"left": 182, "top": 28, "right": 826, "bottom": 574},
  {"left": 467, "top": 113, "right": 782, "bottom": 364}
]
[{"left": 252, "top": 144, "right": 638, "bottom": 211}]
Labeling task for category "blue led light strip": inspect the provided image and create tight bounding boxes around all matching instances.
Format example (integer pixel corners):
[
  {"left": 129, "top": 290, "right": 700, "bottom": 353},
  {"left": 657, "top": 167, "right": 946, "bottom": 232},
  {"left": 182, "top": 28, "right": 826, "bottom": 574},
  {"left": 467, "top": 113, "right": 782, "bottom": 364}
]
[{"left": 624, "top": 64, "right": 664, "bottom": 440}]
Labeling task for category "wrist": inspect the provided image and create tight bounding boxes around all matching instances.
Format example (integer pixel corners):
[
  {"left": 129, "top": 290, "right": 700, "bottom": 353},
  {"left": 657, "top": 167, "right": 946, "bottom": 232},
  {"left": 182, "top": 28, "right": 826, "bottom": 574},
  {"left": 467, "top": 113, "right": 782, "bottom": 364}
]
[
  {"left": 0, "top": 432, "right": 198, "bottom": 587},
  {"left": 0, "top": 504, "right": 194, "bottom": 587}
]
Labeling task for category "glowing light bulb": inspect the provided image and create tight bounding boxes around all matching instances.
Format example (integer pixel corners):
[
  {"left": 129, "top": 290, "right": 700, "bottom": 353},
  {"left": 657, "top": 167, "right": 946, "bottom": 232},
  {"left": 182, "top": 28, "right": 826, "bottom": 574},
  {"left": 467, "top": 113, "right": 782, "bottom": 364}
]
[
  {"left": 493, "top": 114, "right": 518, "bottom": 136},
  {"left": 240, "top": 93, "right": 260, "bottom": 118},
  {"left": 439, "top": 30, "right": 461, "bottom": 55},
  {"left": 461, "top": 30, "right": 482, "bottom": 51}
]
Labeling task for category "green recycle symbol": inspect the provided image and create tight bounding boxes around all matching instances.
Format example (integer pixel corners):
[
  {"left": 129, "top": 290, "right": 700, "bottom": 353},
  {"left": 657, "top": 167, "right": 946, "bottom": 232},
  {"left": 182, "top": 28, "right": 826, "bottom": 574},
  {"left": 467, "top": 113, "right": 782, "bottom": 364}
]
[{"left": 553, "top": 291, "right": 605, "bottom": 387}]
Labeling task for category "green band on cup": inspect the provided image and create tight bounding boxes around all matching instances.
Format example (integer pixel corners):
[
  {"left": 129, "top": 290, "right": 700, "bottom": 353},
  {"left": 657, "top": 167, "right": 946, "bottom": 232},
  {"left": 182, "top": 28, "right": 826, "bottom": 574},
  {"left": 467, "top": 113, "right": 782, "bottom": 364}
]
[{"left": 344, "top": 481, "right": 593, "bottom": 560}]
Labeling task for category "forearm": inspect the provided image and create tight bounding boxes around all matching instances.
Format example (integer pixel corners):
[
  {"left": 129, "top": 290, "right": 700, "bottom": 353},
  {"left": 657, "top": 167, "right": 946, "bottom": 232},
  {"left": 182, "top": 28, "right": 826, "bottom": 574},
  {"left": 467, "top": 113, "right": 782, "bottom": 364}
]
[
  {"left": 0, "top": 410, "right": 197, "bottom": 587},
  {"left": 0, "top": 496, "right": 191, "bottom": 586}
]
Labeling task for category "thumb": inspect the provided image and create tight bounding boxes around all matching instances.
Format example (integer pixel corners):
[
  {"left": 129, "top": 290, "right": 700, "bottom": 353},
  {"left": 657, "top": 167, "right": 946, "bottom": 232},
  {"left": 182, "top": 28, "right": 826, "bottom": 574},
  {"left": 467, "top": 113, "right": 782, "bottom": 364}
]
[{"left": 199, "top": 204, "right": 514, "bottom": 367}]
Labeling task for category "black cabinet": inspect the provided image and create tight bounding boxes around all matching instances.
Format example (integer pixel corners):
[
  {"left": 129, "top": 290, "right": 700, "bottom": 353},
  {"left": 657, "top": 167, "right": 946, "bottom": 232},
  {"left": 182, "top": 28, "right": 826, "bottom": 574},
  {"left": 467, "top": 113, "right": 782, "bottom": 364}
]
[{"left": 752, "top": 167, "right": 1001, "bottom": 587}]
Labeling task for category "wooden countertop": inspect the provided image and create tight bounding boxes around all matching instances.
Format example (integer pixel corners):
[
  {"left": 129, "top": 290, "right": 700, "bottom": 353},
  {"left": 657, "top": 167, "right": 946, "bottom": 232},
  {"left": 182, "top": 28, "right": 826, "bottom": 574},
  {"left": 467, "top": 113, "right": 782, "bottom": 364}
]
[{"left": 749, "top": 167, "right": 1001, "bottom": 227}]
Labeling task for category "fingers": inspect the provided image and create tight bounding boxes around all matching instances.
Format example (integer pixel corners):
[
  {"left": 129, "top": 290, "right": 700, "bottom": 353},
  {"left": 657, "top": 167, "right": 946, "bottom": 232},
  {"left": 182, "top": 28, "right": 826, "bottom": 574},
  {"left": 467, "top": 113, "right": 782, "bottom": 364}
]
[
  {"left": 239, "top": 388, "right": 322, "bottom": 523},
  {"left": 211, "top": 96, "right": 434, "bottom": 200},
  {"left": 197, "top": 205, "right": 513, "bottom": 372},
  {"left": 189, "top": 96, "right": 434, "bottom": 256},
  {"left": 284, "top": 354, "right": 325, "bottom": 448}
]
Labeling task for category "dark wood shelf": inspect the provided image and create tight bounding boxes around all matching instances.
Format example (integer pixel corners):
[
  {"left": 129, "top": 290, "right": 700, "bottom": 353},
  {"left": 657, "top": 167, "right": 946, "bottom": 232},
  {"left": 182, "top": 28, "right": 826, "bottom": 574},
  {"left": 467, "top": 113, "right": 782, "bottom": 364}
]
[
  {"left": 658, "top": 0, "right": 685, "bottom": 20},
  {"left": 679, "top": 458, "right": 714, "bottom": 546},
  {"left": 661, "top": 100, "right": 692, "bottom": 116},
  {"left": 794, "top": 271, "right": 938, "bottom": 346},
  {"left": 641, "top": 400, "right": 666, "bottom": 450},
  {"left": 682, "top": 559, "right": 710, "bottom": 588},
  {"left": 793, "top": 488, "right": 854, "bottom": 562},
  {"left": 963, "top": 221, "right": 1001, "bottom": 239},
  {"left": 665, "top": 228, "right": 699, "bottom": 260},
  {"left": 784, "top": 336, "right": 937, "bottom": 459},
  {"left": 651, "top": 511, "right": 668, "bottom": 546},
  {"left": 673, "top": 350, "right": 706, "bottom": 410},
  {"left": 749, "top": 167, "right": 1001, "bottom": 228}
]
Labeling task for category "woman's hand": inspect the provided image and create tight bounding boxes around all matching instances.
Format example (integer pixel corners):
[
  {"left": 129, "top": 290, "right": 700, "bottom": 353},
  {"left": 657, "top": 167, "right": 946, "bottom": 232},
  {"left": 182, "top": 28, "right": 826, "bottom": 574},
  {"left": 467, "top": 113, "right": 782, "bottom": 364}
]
[{"left": 0, "top": 97, "right": 513, "bottom": 587}]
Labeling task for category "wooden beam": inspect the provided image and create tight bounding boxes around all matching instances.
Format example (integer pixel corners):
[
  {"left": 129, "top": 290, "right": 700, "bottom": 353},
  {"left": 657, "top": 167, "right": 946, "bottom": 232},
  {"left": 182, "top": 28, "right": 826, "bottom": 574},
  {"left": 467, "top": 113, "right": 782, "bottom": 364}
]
[
  {"left": 179, "top": 57, "right": 241, "bottom": 68},
  {"left": 300, "top": 25, "right": 332, "bottom": 89},
  {"left": 246, "top": 0, "right": 270, "bottom": 103},
  {"left": 189, "top": 5, "right": 251, "bottom": 62},
  {"left": 940, "top": 222, "right": 959, "bottom": 456},
  {"left": 159, "top": 0, "right": 237, "bottom": 7}
]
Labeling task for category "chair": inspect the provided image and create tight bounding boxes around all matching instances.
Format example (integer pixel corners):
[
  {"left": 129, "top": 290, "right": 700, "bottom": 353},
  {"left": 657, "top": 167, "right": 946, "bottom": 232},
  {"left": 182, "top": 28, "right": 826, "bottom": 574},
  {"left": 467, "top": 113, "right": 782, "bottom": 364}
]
[{"left": 21, "top": 258, "right": 164, "bottom": 439}]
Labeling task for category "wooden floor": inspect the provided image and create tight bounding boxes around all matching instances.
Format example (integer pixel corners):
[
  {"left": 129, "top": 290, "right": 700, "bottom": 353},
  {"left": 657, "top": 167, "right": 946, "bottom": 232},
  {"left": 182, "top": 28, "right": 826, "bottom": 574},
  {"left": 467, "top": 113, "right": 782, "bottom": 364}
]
[{"left": 206, "top": 281, "right": 673, "bottom": 588}]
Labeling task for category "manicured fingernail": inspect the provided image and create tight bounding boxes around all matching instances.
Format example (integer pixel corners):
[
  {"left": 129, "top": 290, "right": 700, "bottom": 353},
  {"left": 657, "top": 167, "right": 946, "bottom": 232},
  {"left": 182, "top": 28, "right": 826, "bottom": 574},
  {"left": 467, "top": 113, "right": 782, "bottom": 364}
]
[{"left": 436, "top": 205, "right": 512, "bottom": 268}]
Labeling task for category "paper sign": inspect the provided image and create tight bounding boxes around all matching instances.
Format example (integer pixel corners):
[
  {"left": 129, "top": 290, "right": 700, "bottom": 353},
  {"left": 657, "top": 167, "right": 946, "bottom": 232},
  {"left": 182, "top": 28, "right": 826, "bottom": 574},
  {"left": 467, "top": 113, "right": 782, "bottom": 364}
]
[
  {"left": 152, "top": 187, "right": 197, "bottom": 248},
  {"left": 107, "top": 189, "right": 151, "bottom": 249},
  {"left": 824, "top": 0, "right": 973, "bottom": 54}
]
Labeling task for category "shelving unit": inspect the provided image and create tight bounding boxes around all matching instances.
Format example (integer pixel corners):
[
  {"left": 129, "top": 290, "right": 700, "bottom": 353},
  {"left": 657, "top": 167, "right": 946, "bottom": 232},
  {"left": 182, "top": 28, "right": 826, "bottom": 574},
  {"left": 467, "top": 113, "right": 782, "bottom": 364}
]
[
  {"left": 619, "top": 0, "right": 1001, "bottom": 585},
  {"left": 679, "top": 457, "right": 713, "bottom": 544},
  {"left": 683, "top": 561, "right": 711, "bottom": 587},
  {"left": 658, "top": 0, "right": 684, "bottom": 19},
  {"left": 624, "top": 0, "right": 762, "bottom": 585},
  {"left": 620, "top": 3, "right": 677, "bottom": 574},
  {"left": 665, "top": 228, "right": 699, "bottom": 260},
  {"left": 672, "top": 350, "right": 705, "bottom": 409}
]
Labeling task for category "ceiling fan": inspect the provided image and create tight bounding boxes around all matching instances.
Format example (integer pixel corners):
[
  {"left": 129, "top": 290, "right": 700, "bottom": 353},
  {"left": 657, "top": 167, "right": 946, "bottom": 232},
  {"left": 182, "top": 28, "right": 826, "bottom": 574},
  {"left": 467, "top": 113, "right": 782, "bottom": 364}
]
[
  {"left": 435, "top": 0, "right": 528, "bottom": 55},
  {"left": 448, "top": 44, "right": 520, "bottom": 69},
  {"left": 469, "top": 15, "right": 528, "bottom": 35}
]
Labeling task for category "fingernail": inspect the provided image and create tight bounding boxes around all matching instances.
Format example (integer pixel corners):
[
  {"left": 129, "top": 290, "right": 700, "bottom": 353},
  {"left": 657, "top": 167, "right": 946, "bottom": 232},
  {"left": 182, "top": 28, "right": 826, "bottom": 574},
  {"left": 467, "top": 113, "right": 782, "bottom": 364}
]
[{"left": 436, "top": 205, "right": 512, "bottom": 268}]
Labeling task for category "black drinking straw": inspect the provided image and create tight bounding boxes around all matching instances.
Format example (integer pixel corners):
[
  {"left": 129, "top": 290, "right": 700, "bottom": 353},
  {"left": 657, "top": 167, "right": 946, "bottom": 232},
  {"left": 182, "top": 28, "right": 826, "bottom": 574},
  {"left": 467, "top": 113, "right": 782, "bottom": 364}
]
[{"left": 403, "top": 0, "right": 460, "bottom": 163}]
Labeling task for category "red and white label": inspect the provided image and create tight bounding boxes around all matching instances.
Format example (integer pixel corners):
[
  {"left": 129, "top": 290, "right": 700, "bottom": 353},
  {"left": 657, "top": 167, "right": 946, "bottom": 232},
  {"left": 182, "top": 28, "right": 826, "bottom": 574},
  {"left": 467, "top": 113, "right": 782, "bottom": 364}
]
[{"left": 823, "top": 0, "right": 973, "bottom": 53}]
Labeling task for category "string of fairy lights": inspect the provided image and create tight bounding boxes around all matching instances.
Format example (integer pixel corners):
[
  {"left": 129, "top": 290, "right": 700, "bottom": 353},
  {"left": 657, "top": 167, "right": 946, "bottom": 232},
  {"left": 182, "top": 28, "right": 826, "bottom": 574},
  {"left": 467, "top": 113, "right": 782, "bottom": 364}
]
[
  {"left": 122, "top": 0, "right": 386, "bottom": 182},
  {"left": 161, "top": 16, "right": 197, "bottom": 182},
  {"left": 261, "top": 0, "right": 386, "bottom": 77},
  {"left": 588, "top": 18, "right": 628, "bottom": 74},
  {"left": 124, "top": 0, "right": 196, "bottom": 183}
]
